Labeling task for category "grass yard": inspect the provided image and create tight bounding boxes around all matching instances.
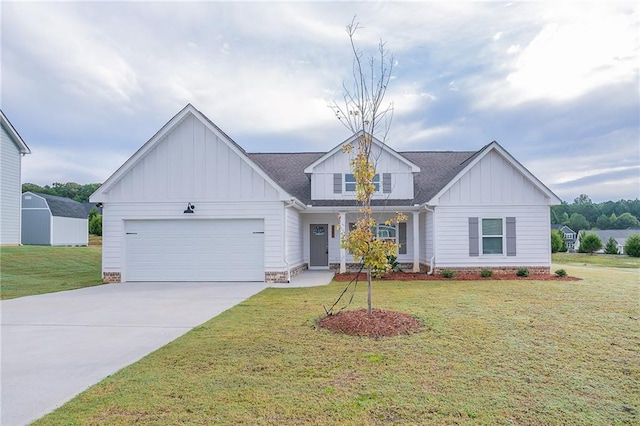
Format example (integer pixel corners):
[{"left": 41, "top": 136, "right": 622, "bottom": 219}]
[
  {"left": 553, "top": 252, "right": 640, "bottom": 269},
  {"left": 0, "top": 245, "right": 103, "bottom": 299},
  {"left": 34, "top": 262, "right": 638, "bottom": 425}
]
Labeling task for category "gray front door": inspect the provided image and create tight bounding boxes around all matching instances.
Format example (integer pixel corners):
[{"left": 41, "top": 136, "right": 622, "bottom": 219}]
[{"left": 310, "top": 224, "right": 329, "bottom": 267}]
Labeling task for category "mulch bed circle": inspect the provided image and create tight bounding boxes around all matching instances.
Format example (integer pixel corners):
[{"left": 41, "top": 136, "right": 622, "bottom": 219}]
[{"left": 319, "top": 308, "right": 422, "bottom": 338}]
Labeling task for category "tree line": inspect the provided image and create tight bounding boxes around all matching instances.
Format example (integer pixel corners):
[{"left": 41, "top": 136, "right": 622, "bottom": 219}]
[
  {"left": 22, "top": 182, "right": 102, "bottom": 203},
  {"left": 551, "top": 194, "right": 640, "bottom": 232}
]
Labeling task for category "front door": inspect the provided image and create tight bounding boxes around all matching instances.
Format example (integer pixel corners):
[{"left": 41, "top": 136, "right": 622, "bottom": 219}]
[{"left": 310, "top": 224, "right": 329, "bottom": 267}]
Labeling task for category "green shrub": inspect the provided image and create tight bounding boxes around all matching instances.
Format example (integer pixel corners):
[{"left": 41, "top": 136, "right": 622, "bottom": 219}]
[
  {"left": 480, "top": 269, "right": 492, "bottom": 278},
  {"left": 604, "top": 237, "right": 620, "bottom": 255},
  {"left": 578, "top": 233, "right": 602, "bottom": 254},
  {"left": 555, "top": 269, "right": 567, "bottom": 277},
  {"left": 89, "top": 215, "right": 102, "bottom": 236},
  {"left": 624, "top": 234, "right": 640, "bottom": 257},
  {"left": 516, "top": 268, "right": 529, "bottom": 277},
  {"left": 441, "top": 269, "right": 454, "bottom": 279},
  {"left": 551, "top": 230, "right": 567, "bottom": 253}
]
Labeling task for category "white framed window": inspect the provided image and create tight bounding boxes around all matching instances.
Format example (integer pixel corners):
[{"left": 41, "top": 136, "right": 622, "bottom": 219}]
[
  {"left": 377, "top": 224, "right": 396, "bottom": 240},
  {"left": 345, "top": 174, "right": 380, "bottom": 192},
  {"left": 481, "top": 218, "right": 503, "bottom": 254}
]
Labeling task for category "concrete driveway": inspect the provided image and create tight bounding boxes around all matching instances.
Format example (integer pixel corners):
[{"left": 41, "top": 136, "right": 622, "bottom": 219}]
[{"left": 0, "top": 281, "right": 269, "bottom": 426}]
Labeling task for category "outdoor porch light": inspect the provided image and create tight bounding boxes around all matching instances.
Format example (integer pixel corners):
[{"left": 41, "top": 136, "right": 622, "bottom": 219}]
[{"left": 183, "top": 203, "right": 195, "bottom": 214}]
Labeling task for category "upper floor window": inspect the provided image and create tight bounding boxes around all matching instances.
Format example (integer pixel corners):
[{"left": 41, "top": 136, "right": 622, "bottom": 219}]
[
  {"left": 482, "top": 218, "right": 503, "bottom": 254},
  {"left": 345, "top": 174, "right": 379, "bottom": 192}
]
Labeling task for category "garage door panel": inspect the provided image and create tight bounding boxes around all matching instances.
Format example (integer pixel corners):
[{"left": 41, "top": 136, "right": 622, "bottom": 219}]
[{"left": 125, "top": 219, "right": 264, "bottom": 282}]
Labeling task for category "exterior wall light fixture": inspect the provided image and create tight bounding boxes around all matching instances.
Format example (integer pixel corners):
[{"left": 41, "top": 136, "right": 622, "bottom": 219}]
[{"left": 183, "top": 203, "right": 195, "bottom": 214}]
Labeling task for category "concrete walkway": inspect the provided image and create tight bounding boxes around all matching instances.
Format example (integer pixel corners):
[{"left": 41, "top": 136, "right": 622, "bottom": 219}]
[{"left": 0, "top": 271, "right": 333, "bottom": 426}]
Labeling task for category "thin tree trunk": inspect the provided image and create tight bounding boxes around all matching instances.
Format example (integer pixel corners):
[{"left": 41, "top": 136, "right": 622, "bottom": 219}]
[{"left": 367, "top": 266, "right": 372, "bottom": 316}]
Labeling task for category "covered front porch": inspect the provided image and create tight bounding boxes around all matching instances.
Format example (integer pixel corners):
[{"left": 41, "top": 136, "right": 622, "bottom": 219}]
[{"left": 300, "top": 207, "right": 427, "bottom": 273}]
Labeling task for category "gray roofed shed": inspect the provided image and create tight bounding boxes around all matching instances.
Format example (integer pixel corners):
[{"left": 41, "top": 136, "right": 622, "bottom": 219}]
[{"left": 21, "top": 192, "right": 88, "bottom": 245}]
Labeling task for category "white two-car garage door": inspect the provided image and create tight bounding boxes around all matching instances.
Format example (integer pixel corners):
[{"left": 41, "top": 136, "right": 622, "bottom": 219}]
[{"left": 125, "top": 219, "right": 264, "bottom": 282}]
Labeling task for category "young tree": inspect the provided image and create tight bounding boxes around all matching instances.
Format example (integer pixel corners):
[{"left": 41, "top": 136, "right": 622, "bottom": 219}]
[
  {"left": 551, "top": 230, "right": 566, "bottom": 253},
  {"left": 568, "top": 213, "right": 590, "bottom": 232},
  {"left": 603, "top": 237, "right": 619, "bottom": 255},
  {"left": 578, "top": 233, "right": 602, "bottom": 254},
  {"left": 330, "top": 18, "right": 403, "bottom": 316},
  {"left": 624, "top": 234, "right": 640, "bottom": 257}
]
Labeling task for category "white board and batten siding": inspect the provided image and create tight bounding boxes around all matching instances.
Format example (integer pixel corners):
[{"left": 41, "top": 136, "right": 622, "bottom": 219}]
[
  {"left": 103, "top": 114, "right": 280, "bottom": 203},
  {"left": 309, "top": 145, "right": 415, "bottom": 200},
  {"left": 96, "top": 111, "right": 289, "bottom": 281},
  {"left": 436, "top": 150, "right": 550, "bottom": 206},
  {"left": 0, "top": 125, "right": 23, "bottom": 245},
  {"left": 432, "top": 149, "right": 555, "bottom": 268}
]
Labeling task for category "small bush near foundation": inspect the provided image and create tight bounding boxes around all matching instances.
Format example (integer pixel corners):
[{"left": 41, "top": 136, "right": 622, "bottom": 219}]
[
  {"left": 480, "top": 269, "right": 492, "bottom": 278},
  {"left": 516, "top": 268, "right": 530, "bottom": 277},
  {"left": 441, "top": 269, "right": 454, "bottom": 279},
  {"left": 555, "top": 269, "right": 567, "bottom": 277}
]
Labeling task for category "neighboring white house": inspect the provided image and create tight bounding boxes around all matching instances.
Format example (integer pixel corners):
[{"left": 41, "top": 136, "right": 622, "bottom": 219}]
[
  {"left": 21, "top": 192, "right": 88, "bottom": 246},
  {"left": 91, "top": 104, "right": 561, "bottom": 283},
  {"left": 576, "top": 229, "right": 639, "bottom": 254},
  {"left": 0, "top": 110, "right": 31, "bottom": 245}
]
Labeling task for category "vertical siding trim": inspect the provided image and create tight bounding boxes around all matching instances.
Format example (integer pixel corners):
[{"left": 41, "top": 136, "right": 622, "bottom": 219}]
[
  {"left": 383, "top": 173, "right": 392, "bottom": 193},
  {"left": 469, "top": 217, "right": 479, "bottom": 257},
  {"left": 333, "top": 173, "right": 342, "bottom": 194},
  {"left": 398, "top": 222, "right": 407, "bottom": 254},
  {"left": 506, "top": 216, "right": 517, "bottom": 256}
]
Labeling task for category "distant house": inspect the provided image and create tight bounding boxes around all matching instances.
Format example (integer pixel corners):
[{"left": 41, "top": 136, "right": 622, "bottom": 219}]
[
  {"left": 91, "top": 104, "right": 561, "bottom": 283},
  {"left": 576, "top": 229, "right": 639, "bottom": 254},
  {"left": 21, "top": 192, "right": 88, "bottom": 246},
  {"left": 551, "top": 224, "right": 577, "bottom": 251},
  {"left": 1, "top": 110, "right": 31, "bottom": 245}
]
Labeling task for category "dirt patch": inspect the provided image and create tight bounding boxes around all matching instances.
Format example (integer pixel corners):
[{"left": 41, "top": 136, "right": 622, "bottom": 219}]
[
  {"left": 334, "top": 272, "right": 581, "bottom": 282},
  {"left": 319, "top": 308, "right": 422, "bottom": 338}
]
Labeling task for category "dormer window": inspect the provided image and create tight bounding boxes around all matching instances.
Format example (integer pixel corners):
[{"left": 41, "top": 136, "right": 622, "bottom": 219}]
[{"left": 345, "top": 173, "right": 380, "bottom": 192}]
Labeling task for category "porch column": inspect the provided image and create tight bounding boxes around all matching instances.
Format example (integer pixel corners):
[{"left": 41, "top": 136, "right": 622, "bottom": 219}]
[
  {"left": 339, "top": 212, "right": 346, "bottom": 273},
  {"left": 412, "top": 211, "right": 420, "bottom": 272}
]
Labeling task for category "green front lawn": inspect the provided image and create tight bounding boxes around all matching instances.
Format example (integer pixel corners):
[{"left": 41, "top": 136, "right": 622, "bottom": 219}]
[
  {"left": 553, "top": 252, "right": 640, "bottom": 268},
  {"left": 35, "top": 264, "right": 639, "bottom": 425},
  {"left": 0, "top": 245, "right": 103, "bottom": 299}
]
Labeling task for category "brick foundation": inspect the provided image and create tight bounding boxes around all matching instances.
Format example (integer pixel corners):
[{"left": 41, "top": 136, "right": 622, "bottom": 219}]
[
  {"left": 433, "top": 266, "right": 551, "bottom": 275},
  {"left": 331, "top": 263, "right": 428, "bottom": 273},
  {"left": 102, "top": 272, "right": 122, "bottom": 283},
  {"left": 288, "top": 263, "right": 308, "bottom": 279}
]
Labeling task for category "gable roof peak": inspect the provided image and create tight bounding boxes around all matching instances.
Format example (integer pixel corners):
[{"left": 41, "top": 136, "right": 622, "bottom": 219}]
[
  {"left": 303, "top": 132, "right": 421, "bottom": 174},
  {"left": 0, "top": 109, "right": 31, "bottom": 154}
]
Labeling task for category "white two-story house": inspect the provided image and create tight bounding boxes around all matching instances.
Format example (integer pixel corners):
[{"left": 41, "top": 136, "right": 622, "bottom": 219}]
[{"left": 91, "top": 104, "right": 561, "bottom": 283}]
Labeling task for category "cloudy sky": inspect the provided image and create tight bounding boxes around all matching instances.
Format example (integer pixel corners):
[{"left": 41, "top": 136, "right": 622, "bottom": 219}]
[{"left": 2, "top": 1, "right": 638, "bottom": 203}]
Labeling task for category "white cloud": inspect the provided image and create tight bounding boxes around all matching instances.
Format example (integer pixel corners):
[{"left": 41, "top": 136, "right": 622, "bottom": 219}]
[
  {"left": 22, "top": 146, "right": 129, "bottom": 185},
  {"left": 479, "top": 3, "right": 639, "bottom": 107}
]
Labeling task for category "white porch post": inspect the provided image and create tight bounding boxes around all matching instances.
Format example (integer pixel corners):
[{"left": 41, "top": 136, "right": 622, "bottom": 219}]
[
  {"left": 339, "top": 212, "right": 346, "bottom": 273},
  {"left": 412, "top": 211, "right": 420, "bottom": 272}
]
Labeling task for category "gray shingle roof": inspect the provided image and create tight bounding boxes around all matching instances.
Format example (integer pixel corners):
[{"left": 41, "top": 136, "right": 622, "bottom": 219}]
[
  {"left": 34, "top": 193, "right": 87, "bottom": 219},
  {"left": 248, "top": 149, "right": 478, "bottom": 206}
]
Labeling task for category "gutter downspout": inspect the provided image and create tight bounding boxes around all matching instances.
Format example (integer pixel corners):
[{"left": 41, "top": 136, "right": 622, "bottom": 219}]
[
  {"left": 424, "top": 205, "right": 436, "bottom": 275},
  {"left": 283, "top": 200, "right": 296, "bottom": 282}
]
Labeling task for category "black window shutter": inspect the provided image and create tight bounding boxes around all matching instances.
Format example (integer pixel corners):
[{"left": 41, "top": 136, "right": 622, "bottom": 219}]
[
  {"left": 469, "top": 217, "right": 479, "bottom": 257},
  {"left": 506, "top": 217, "right": 516, "bottom": 256},
  {"left": 333, "top": 173, "right": 342, "bottom": 194},
  {"left": 398, "top": 222, "right": 407, "bottom": 254}
]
